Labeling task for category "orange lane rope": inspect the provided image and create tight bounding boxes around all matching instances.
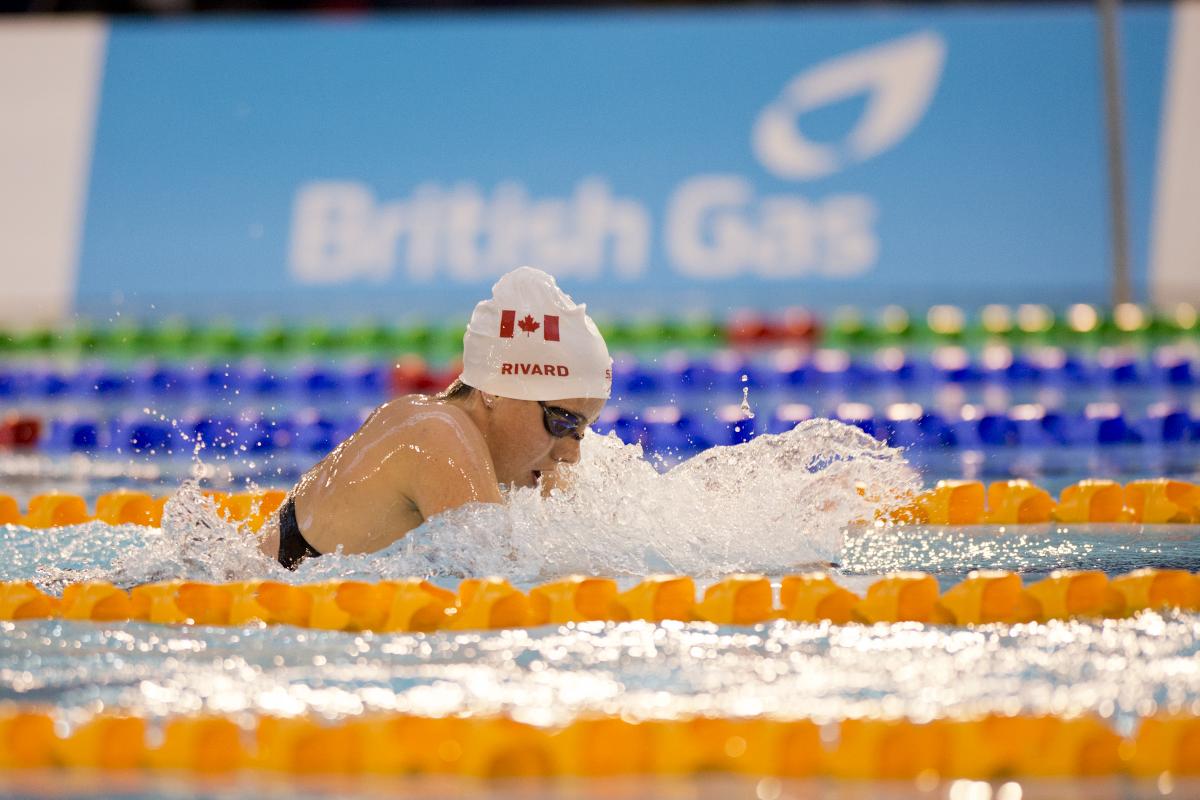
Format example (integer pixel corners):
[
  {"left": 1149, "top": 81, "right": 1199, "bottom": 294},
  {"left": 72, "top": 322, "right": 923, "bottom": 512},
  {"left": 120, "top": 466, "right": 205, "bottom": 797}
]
[
  {"left": 2, "top": 568, "right": 1196, "bottom": 631},
  {"left": 3, "top": 479, "right": 1198, "bottom": 530},
  {"left": 0, "top": 709, "right": 1196, "bottom": 779}
]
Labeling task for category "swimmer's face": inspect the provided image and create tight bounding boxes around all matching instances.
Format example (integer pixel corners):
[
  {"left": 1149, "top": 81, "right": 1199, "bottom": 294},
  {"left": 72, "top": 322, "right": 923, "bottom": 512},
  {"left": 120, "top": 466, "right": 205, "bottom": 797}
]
[{"left": 486, "top": 395, "right": 606, "bottom": 488}]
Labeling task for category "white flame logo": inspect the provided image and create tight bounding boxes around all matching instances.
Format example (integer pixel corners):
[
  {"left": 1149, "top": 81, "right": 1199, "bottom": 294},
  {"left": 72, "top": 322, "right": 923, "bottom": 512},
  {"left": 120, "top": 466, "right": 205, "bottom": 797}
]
[{"left": 753, "top": 31, "right": 947, "bottom": 180}]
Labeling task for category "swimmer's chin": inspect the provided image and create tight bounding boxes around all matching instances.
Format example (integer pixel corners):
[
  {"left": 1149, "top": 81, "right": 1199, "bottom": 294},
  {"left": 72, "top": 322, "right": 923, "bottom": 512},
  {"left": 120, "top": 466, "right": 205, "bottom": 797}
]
[{"left": 499, "top": 469, "right": 543, "bottom": 491}]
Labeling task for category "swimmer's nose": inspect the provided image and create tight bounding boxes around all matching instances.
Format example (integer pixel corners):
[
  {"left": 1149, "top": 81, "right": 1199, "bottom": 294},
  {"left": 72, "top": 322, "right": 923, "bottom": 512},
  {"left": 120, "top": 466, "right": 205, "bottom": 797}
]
[{"left": 550, "top": 435, "right": 582, "bottom": 465}]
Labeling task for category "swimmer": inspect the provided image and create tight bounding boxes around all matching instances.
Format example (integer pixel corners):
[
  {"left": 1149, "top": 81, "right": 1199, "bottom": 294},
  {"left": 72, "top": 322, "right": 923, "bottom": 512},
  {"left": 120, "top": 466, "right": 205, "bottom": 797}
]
[{"left": 259, "top": 266, "right": 612, "bottom": 569}]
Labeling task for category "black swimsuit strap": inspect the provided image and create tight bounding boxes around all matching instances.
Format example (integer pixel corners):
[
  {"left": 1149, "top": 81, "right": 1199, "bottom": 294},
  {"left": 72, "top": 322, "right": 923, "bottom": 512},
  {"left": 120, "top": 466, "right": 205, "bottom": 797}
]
[{"left": 277, "top": 495, "right": 321, "bottom": 571}]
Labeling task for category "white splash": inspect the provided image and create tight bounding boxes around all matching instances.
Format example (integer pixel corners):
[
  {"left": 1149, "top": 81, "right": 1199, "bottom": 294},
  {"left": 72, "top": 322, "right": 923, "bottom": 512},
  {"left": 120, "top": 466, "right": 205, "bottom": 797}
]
[
  {"left": 32, "top": 419, "right": 919, "bottom": 587},
  {"left": 297, "top": 418, "right": 919, "bottom": 581},
  {"left": 33, "top": 484, "right": 279, "bottom": 591}
]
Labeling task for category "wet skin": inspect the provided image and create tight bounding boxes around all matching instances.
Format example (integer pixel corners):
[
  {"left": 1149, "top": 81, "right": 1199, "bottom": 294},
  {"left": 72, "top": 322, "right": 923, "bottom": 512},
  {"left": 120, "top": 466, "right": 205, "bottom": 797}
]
[{"left": 259, "top": 391, "right": 606, "bottom": 558}]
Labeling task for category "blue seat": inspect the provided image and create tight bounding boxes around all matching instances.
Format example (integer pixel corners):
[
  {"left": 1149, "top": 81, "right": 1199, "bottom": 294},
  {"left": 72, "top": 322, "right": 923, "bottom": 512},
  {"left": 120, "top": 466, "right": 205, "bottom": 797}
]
[
  {"left": 951, "top": 407, "right": 982, "bottom": 449},
  {"left": 708, "top": 404, "right": 757, "bottom": 445},
  {"left": 1165, "top": 359, "right": 1193, "bottom": 385},
  {"left": 613, "top": 410, "right": 650, "bottom": 448},
  {"left": 675, "top": 413, "right": 713, "bottom": 453},
  {"left": 298, "top": 363, "right": 345, "bottom": 397},
  {"left": 347, "top": 362, "right": 389, "bottom": 396},
  {"left": 710, "top": 353, "right": 773, "bottom": 392},
  {"left": 136, "top": 363, "right": 192, "bottom": 396},
  {"left": 109, "top": 414, "right": 175, "bottom": 455},
  {"left": 247, "top": 363, "right": 286, "bottom": 396},
  {"left": 931, "top": 347, "right": 979, "bottom": 383},
  {"left": 668, "top": 357, "right": 717, "bottom": 394},
  {"left": 768, "top": 403, "right": 813, "bottom": 434},
  {"left": 812, "top": 350, "right": 871, "bottom": 387},
  {"left": 244, "top": 415, "right": 295, "bottom": 453},
  {"left": 708, "top": 353, "right": 745, "bottom": 393},
  {"left": 873, "top": 349, "right": 924, "bottom": 385},
  {"left": 31, "top": 368, "right": 72, "bottom": 398},
  {"left": 918, "top": 411, "right": 956, "bottom": 448},
  {"left": 1040, "top": 409, "right": 1078, "bottom": 445},
  {"left": 879, "top": 404, "right": 948, "bottom": 448},
  {"left": 772, "top": 351, "right": 811, "bottom": 388},
  {"left": 1138, "top": 405, "right": 1191, "bottom": 444},
  {"left": 978, "top": 413, "right": 1018, "bottom": 447},
  {"left": 615, "top": 362, "right": 661, "bottom": 396},
  {"left": 844, "top": 360, "right": 878, "bottom": 386},
  {"left": 1027, "top": 348, "right": 1068, "bottom": 384},
  {"left": 88, "top": 367, "right": 134, "bottom": 398},
  {"left": 46, "top": 417, "right": 103, "bottom": 452},
  {"left": 1154, "top": 349, "right": 1194, "bottom": 386},
  {"left": 641, "top": 406, "right": 708, "bottom": 455},
  {"left": 292, "top": 409, "right": 341, "bottom": 455},
  {"left": 882, "top": 418, "right": 922, "bottom": 448},
  {"left": 1007, "top": 405, "right": 1049, "bottom": 447},
  {"left": 1003, "top": 354, "right": 1041, "bottom": 384},
  {"left": 187, "top": 414, "right": 245, "bottom": 453},
  {"left": 1061, "top": 354, "right": 1099, "bottom": 386},
  {"left": 978, "top": 347, "right": 1017, "bottom": 384},
  {"left": 201, "top": 363, "right": 248, "bottom": 398},
  {"left": 1106, "top": 358, "right": 1141, "bottom": 385},
  {"left": 1085, "top": 403, "right": 1137, "bottom": 445},
  {"left": 835, "top": 402, "right": 876, "bottom": 438}
]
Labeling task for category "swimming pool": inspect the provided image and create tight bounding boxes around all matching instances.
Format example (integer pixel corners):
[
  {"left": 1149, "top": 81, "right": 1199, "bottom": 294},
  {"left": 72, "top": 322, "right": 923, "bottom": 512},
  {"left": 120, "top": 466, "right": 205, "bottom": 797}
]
[{"left": 2, "top": 335, "right": 1199, "bottom": 798}]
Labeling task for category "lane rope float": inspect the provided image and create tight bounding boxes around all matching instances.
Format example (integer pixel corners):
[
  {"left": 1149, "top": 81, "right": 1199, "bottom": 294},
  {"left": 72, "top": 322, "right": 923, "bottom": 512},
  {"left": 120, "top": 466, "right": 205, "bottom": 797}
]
[
  {"left": 2, "top": 568, "right": 1196, "bottom": 632},
  {"left": 0, "top": 708, "right": 1196, "bottom": 779},
  {"left": 2, "top": 478, "right": 1198, "bottom": 530}
]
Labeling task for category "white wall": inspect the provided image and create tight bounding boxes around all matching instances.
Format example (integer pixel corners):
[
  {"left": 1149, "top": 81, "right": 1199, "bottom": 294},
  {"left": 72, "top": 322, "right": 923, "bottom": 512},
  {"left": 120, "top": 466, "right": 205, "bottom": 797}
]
[
  {"left": 1151, "top": 2, "right": 1200, "bottom": 306},
  {"left": 0, "top": 18, "right": 107, "bottom": 327}
]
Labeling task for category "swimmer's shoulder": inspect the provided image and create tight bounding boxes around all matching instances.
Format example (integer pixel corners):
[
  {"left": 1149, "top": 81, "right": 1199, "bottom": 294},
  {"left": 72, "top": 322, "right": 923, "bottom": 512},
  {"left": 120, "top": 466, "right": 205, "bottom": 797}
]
[
  {"left": 361, "top": 395, "right": 493, "bottom": 470},
  {"left": 362, "top": 395, "right": 502, "bottom": 509}
]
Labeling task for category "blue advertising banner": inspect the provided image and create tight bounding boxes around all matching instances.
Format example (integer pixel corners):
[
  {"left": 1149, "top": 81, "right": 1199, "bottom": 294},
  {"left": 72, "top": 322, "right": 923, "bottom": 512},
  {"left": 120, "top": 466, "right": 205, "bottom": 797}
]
[{"left": 75, "top": 5, "right": 1172, "bottom": 319}]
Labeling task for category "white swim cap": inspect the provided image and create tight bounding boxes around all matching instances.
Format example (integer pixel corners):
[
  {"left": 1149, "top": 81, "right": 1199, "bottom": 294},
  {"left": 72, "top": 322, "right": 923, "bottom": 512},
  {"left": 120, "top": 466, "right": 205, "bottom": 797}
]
[{"left": 459, "top": 267, "right": 612, "bottom": 401}]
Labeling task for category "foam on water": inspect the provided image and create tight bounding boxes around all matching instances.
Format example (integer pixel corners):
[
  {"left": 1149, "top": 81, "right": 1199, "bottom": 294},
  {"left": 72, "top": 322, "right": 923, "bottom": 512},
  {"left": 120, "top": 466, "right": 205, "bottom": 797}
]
[
  {"left": 14, "top": 419, "right": 919, "bottom": 587},
  {"left": 6, "top": 417, "right": 1200, "bottom": 591},
  {"left": 308, "top": 418, "right": 919, "bottom": 581},
  {"left": 26, "top": 485, "right": 278, "bottom": 593},
  {"left": 3, "top": 415, "right": 1200, "bottom": 789}
]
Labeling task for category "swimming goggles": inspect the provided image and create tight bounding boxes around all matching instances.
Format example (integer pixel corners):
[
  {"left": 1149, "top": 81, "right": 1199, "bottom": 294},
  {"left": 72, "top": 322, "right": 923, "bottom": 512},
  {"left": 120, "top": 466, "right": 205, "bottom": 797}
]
[{"left": 539, "top": 402, "right": 589, "bottom": 441}]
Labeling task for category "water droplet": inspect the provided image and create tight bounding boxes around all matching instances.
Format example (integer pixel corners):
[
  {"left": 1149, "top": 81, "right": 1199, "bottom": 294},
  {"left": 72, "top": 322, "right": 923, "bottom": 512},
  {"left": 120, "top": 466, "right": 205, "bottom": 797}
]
[{"left": 740, "top": 386, "right": 755, "bottom": 419}]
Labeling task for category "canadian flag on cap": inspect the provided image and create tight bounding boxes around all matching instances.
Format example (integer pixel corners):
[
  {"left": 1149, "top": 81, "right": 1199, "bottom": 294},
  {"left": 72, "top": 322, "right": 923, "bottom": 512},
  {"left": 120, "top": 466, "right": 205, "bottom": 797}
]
[{"left": 499, "top": 310, "right": 560, "bottom": 341}]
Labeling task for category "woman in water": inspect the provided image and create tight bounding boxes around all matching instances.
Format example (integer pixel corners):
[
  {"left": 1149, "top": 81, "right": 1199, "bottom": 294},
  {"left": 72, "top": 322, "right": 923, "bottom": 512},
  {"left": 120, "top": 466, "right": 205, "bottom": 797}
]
[{"left": 259, "top": 267, "right": 612, "bottom": 569}]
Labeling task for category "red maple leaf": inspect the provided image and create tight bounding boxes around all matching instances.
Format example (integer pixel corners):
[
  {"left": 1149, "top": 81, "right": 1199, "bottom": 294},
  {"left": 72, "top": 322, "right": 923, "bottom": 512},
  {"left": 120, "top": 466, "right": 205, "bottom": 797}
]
[{"left": 517, "top": 314, "right": 540, "bottom": 336}]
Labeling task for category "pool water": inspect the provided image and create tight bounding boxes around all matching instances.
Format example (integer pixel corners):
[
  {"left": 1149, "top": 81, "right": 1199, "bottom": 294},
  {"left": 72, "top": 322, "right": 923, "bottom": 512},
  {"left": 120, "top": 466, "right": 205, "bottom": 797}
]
[
  {"left": 1, "top": 419, "right": 1198, "bottom": 799},
  {"left": 4, "top": 604, "right": 1198, "bottom": 732}
]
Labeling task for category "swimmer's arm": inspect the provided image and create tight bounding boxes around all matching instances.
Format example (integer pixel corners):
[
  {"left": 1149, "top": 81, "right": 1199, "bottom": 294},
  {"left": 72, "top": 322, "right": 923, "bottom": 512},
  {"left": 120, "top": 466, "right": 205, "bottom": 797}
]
[{"left": 401, "top": 413, "right": 504, "bottom": 519}]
